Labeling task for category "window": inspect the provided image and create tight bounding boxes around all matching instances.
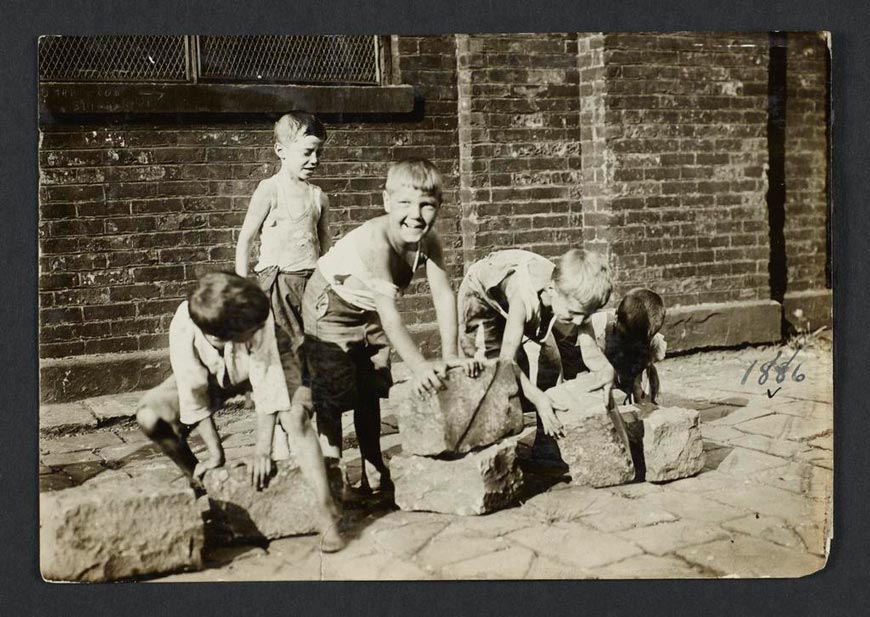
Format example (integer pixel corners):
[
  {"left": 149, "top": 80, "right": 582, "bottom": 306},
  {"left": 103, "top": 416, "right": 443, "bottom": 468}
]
[{"left": 39, "top": 35, "right": 384, "bottom": 85}]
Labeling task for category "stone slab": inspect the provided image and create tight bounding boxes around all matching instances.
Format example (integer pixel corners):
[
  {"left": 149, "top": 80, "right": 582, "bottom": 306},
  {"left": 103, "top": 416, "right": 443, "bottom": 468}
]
[
  {"left": 390, "top": 438, "right": 524, "bottom": 516},
  {"left": 202, "top": 459, "right": 319, "bottom": 542},
  {"left": 783, "top": 289, "right": 832, "bottom": 332},
  {"left": 541, "top": 383, "right": 635, "bottom": 488},
  {"left": 39, "top": 401, "right": 98, "bottom": 435},
  {"left": 392, "top": 361, "right": 524, "bottom": 456},
  {"left": 664, "top": 299, "right": 781, "bottom": 353},
  {"left": 40, "top": 477, "right": 203, "bottom": 582},
  {"left": 675, "top": 535, "right": 826, "bottom": 578},
  {"left": 82, "top": 392, "right": 144, "bottom": 422},
  {"left": 643, "top": 407, "right": 706, "bottom": 482}
]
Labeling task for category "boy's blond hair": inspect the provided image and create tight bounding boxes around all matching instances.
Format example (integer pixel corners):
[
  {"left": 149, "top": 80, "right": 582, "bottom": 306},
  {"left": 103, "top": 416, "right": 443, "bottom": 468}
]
[
  {"left": 385, "top": 158, "right": 443, "bottom": 203},
  {"left": 552, "top": 249, "right": 612, "bottom": 312},
  {"left": 274, "top": 111, "right": 327, "bottom": 146}
]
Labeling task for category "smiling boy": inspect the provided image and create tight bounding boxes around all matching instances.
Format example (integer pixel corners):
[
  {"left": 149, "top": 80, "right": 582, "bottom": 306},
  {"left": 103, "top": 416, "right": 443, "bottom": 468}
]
[{"left": 302, "top": 158, "right": 476, "bottom": 500}]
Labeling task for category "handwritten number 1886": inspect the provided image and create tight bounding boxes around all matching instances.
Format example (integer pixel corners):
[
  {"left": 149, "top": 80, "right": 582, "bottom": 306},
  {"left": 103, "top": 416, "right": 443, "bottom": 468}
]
[{"left": 741, "top": 349, "right": 805, "bottom": 386}]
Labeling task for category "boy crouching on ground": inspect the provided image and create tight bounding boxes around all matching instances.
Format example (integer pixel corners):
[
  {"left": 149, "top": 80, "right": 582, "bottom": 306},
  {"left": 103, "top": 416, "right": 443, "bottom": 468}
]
[{"left": 136, "top": 272, "right": 344, "bottom": 552}]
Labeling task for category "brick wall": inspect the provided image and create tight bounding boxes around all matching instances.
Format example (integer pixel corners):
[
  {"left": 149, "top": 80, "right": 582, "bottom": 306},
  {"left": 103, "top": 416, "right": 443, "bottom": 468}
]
[
  {"left": 578, "top": 33, "right": 771, "bottom": 307},
  {"left": 39, "top": 32, "right": 831, "bottom": 377},
  {"left": 784, "top": 32, "right": 830, "bottom": 292},
  {"left": 39, "top": 35, "right": 460, "bottom": 360},
  {"left": 457, "top": 33, "right": 583, "bottom": 264}
]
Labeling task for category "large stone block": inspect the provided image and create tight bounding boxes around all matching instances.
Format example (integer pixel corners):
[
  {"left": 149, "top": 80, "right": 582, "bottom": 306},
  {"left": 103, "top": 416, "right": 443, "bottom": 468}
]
[
  {"left": 643, "top": 407, "right": 706, "bottom": 482},
  {"left": 391, "top": 360, "right": 524, "bottom": 457},
  {"left": 202, "top": 459, "right": 318, "bottom": 542},
  {"left": 390, "top": 438, "right": 524, "bottom": 515},
  {"left": 40, "top": 477, "right": 203, "bottom": 582},
  {"left": 542, "top": 381, "right": 635, "bottom": 487}
]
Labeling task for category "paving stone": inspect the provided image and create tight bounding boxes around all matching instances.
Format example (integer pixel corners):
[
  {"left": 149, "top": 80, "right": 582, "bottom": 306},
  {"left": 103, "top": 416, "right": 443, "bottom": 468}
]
[
  {"left": 440, "top": 545, "right": 536, "bottom": 579},
  {"left": 416, "top": 534, "right": 509, "bottom": 571},
  {"left": 736, "top": 414, "right": 831, "bottom": 442},
  {"left": 39, "top": 401, "right": 98, "bottom": 434},
  {"left": 42, "top": 449, "right": 103, "bottom": 467},
  {"left": 508, "top": 523, "right": 643, "bottom": 570},
  {"left": 40, "top": 477, "right": 203, "bottom": 582},
  {"left": 637, "top": 490, "right": 748, "bottom": 523},
  {"left": 703, "top": 481, "right": 820, "bottom": 523},
  {"left": 606, "top": 481, "right": 665, "bottom": 499},
  {"left": 675, "top": 536, "right": 826, "bottom": 578},
  {"left": 765, "top": 398, "right": 833, "bottom": 420},
  {"left": 526, "top": 555, "right": 590, "bottom": 579},
  {"left": 722, "top": 515, "right": 806, "bottom": 550},
  {"left": 793, "top": 521, "right": 829, "bottom": 557},
  {"left": 371, "top": 520, "right": 449, "bottom": 559},
  {"left": 700, "top": 423, "right": 748, "bottom": 444},
  {"left": 39, "top": 473, "right": 76, "bottom": 492},
  {"left": 616, "top": 519, "right": 730, "bottom": 556},
  {"left": 392, "top": 361, "right": 524, "bottom": 456},
  {"left": 578, "top": 494, "right": 678, "bottom": 533},
  {"left": 541, "top": 385, "right": 635, "bottom": 488},
  {"left": 794, "top": 447, "right": 833, "bottom": 470},
  {"left": 98, "top": 441, "right": 157, "bottom": 465},
  {"left": 202, "top": 459, "right": 319, "bottom": 542},
  {"left": 391, "top": 438, "right": 524, "bottom": 516},
  {"left": 82, "top": 392, "right": 143, "bottom": 422},
  {"left": 643, "top": 407, "right": 705, "bottom": 482},
  {"left": 665, "top": 471, "right": 743, "bottom": 494},
  {"left": 40, "top": 431, "right": 124, "bottom": 455},
  {"left": 590, "top": 554, "right": 706, "bottom": 579},
  {"left": 750, "top": 462, "right": 833, "bottom": 500},
  {"left": 518, "top": 486, "right": 601, "bottom": 524},
  {"left": 320, "top": 549, "right": 433, "bottom": 581},
  {"left": 808, "top": 434, "right": 832, "bottom": 450},
  {"left": 727, "top": 433, "right": 810, "bottom": 459},
  {"left": 715, "top": 448, "right": 790, "bottom": 478},
  {"left": 707, "top": 405, "right": 776, "bottom": 427},
  {"left": 435, "top": 510, "right": 531, "bottom": 539}
]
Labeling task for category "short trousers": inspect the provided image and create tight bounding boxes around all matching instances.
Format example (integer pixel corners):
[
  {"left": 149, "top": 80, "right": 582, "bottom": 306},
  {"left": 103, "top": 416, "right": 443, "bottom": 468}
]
[
  {"left": 257, "top": 266, "right": 313, "bottom": 396},
  {"left": 302, "top": 268, "right": 392, "bottom": 417},
  {"left": 138, "top": 373, "right": 252, "bottom": 428}
]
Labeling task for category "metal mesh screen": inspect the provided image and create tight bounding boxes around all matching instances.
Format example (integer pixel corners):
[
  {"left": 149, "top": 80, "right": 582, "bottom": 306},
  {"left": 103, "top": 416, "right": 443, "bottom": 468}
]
[
  {"left": 198, "top": 36, "right": 380, "bottom": 84},
  {"left": 39, "top": 36, "right": 189, "bottom": 82}
]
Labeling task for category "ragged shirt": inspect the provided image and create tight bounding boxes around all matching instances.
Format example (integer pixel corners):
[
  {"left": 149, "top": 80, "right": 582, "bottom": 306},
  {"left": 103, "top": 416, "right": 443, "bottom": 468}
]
[
  {"left": 168, "top": 301, "right": 291, "bottom": 425},
  {"left": 255, "top": 174, "right": 324, "bottom": 273}
]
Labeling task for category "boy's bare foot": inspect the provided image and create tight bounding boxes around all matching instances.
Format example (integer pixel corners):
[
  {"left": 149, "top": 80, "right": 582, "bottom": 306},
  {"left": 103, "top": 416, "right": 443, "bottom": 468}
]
[{"left": 318, "top": 516, "right": 346, "bottom": 553}]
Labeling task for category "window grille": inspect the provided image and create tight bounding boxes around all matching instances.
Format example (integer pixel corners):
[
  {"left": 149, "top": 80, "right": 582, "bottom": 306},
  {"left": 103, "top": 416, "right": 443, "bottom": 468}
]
[
  {"left": 38, "top": 35, "right": 189, "bottom": 82},
  {"left": 39, "top": 35, "right": 382, "bottom": 85}
]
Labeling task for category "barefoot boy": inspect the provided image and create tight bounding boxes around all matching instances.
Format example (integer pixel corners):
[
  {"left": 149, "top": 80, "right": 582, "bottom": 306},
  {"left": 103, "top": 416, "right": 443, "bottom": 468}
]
[
  {"left": 302, "top": 158, "right": 475, "bottom": 499},
  {"left": 136, "top": 272, "right": 343, "bottom": 551},
  {"left": 458, "top": 248, "right": 615, "bottom": 437}
]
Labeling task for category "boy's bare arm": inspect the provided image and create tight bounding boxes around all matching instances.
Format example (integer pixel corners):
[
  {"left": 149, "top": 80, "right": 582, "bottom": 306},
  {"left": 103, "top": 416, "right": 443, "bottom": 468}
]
[
  {"left": 192, "top": 415, "right": 225, "bottom": 478},
  {"left": 235, "top": 181, "right": 272, "bottom": 277},
  {"left": 316, "top": 192, "right": 332, "bottom": 255},
  {"left": 577, "top": 326, "right": 616, "bottom": 395},
  {"left": 499, "top": 295, "right": 528, "bottom": 362},
  {"left": 250, "top": 412, "right": 278, "bottom": 489}
]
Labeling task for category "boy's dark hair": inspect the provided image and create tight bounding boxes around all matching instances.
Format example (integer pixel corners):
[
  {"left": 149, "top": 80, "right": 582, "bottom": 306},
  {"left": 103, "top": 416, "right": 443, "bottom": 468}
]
[
  {"left": 615, "top": 288, "right": 666, "bottom": 342},
  {"left": 188, "top": 271, "right": 270, "bottom": 340},
  {"left": 274, "top": 110, "right": 327, "bottom": 144}
]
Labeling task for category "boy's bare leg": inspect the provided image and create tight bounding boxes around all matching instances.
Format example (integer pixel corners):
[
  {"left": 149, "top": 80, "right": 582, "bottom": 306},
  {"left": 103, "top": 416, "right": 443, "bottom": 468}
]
[
  {"left": 353, "top": 397, "right": 392, "bottom": 494},
  {"left": 136, "top": 404, "right": 198, "bottom": 480},
  {"left": 278, "top": 406, "right": 345, "bottom": 552}
]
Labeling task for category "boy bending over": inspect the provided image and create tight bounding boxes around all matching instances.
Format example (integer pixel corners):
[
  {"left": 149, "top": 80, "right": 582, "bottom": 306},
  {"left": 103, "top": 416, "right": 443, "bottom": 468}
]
[
  {"left": 303, "top": 158, "right": 476, "bottom": 500},
  {"left": 458, "top": 249, "right": 615, "bottom": 437},
  {"left": 136, "top": 272, "right": 343, "bottom": 552}
]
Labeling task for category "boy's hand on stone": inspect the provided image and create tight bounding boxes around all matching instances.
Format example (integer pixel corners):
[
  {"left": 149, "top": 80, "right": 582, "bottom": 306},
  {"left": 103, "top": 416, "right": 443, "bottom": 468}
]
[
  {"left": 445, "top": 357, "right": 483, "bottom": 378},
  {"left": 411, "top": 361, "right": 448, "bottom": 398},
  {"left": 534, "top": 394, "right": 566, "bottom": 439},
  {"left": 193, "top": 455, "right": 223, "bottom": 481},
  {"left": 249, "top": 451, "right": 274, "bottom": 490}
]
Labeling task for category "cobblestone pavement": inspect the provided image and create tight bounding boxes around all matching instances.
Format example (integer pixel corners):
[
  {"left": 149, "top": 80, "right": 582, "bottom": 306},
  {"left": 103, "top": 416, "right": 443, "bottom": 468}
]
[{"left": 39, "top": 336, "right": 833, "bottom": 580}]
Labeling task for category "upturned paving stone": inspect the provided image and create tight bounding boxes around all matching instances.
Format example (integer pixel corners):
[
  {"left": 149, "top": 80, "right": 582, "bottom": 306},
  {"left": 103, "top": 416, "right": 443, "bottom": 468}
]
[
  {"left": 40, "top": 477, "right": 204, "bottom": 582},
  {"left": 390, "top": 438, "right": 524, "bottom": 516},
  {"left": 616, "top": 519, "right": 730, "bottom": 556},
  {"left": 82, "top": 392, "right": 143, "bottom": 423},
  {"left": 202, "top": 459, "right": 319, "bottom": 542},
  {"left": 542, "top": 383, "right": 635, "bottom": 487},
  {"left": 391, "top": 361, "right": 524, "bottom": 456},
  {"left": 722, "top": 515, "right": 806, "bottom": 550},
  {"left": 675, "top": 535, "right": 825, "bottom": 578},
  {"left": 643, "top": 407, "right": 705, "bottom": 482},
  {"left": 39, "top": 401, "right": 98, "bottom": 434}
]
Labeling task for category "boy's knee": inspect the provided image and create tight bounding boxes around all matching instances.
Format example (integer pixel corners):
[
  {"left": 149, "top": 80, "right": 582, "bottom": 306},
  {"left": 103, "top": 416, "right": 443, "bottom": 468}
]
[
  {"left": 136, "top": 405, "right": 160, "bottom": 436},
  {"left": 280, "top": 404, "right": 309, "bottom": 434}
]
